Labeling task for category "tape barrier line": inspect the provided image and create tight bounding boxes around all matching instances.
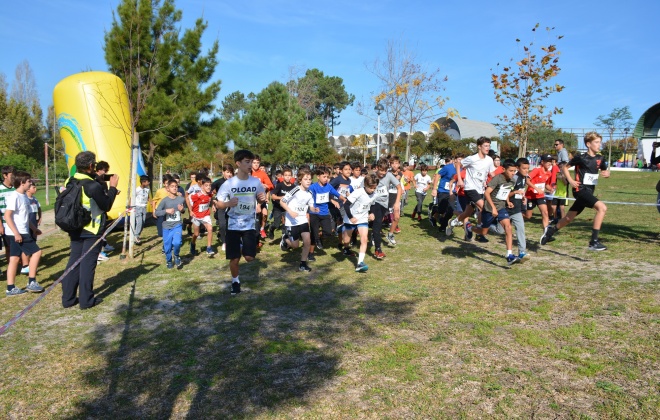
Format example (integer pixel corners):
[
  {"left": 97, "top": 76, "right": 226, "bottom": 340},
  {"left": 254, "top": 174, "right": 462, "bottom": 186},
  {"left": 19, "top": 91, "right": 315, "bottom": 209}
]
[
  {"left": 545, "top": 195, "right": 660, "bottom": 207},
  {"left": 0, "top": 209, "right": 131, "bottom": 337}
]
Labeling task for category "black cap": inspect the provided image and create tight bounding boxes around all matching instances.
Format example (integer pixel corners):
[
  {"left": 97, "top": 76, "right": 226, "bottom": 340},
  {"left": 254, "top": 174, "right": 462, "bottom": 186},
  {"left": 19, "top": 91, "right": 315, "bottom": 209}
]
[{"left": 541, "top": 154, "right": 554, "bottom": 162}]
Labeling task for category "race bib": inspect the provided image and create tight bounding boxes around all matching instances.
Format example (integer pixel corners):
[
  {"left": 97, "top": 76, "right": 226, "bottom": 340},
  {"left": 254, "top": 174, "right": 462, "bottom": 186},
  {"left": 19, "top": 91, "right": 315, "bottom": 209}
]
[
  {"left": 235, "top": 197, "right": 255, "bottom": 215},
  {"left": 475, "top": 171, "right": 484, "bottom": 179},
  {"left": 30, "top": 204, "right": 39, "bottom": 213},
  {"left": 167, "top": 211, "right": 181, "bottom": 222},
  {"left": 535, "top": 183, "right": 546, "bottom": 191},
  {"left": 514, "top": 194, "right": 523, "bottom": 199},
  {"left": 496, "top": 186, "right": 512, "bottom": 201},
  {"left": 198, "top": 203, "right": 209, "bottom": 212},
  {"left": 316, "top": 192, "right": 329, "bottom": 204},
  {"left": 583, "top": 173, "right": 599, "bottom": 186},
  {"left": 294, "top": 205, "right": 308, "bottom": 214},
  {"left": 338, "top": 187, "right": 350, "bottom": 198},
  {"left": 376, "top": 186, "right": 387, "bottom": 196},
  {"left": 443, "top": 182, "right": 451, "bottom": 190}
]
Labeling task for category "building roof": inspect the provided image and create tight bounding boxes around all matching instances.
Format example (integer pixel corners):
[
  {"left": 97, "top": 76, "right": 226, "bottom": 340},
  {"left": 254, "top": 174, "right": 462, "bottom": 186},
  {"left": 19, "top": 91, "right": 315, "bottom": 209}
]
[
  {"left": 633, "top": 102, "right": 660, "bottom": 138},
  {"left": 433, "top": 117, "right": 499, "bottom": 140}
]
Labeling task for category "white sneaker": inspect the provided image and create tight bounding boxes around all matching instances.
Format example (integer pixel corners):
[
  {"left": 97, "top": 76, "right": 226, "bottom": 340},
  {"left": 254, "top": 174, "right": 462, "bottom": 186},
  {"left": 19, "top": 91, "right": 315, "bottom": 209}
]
[
  {"left": 221, "top": 243, "right": 226, "bottom": 251},
  {"left": 386, "top": 233, "right": 397, "bottom": 246},
  {"left": 20, "top": 266, "right": 29, "bottom": 275},
  {"left": 450, "top": 218, "right": 460, "bottom": 227},
  {"left": 97, "top": 252, "right": 109, "bottom": 262}
]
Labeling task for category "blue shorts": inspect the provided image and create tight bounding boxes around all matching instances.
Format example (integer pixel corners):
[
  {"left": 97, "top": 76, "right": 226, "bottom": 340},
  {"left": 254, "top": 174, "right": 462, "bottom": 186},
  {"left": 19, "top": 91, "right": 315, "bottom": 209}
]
[
  {"left": 343, "top": 222, "right": 369, "bottom": 231},
  {"left": 481, "top": 208, "right": 510, "bottom": 228}
]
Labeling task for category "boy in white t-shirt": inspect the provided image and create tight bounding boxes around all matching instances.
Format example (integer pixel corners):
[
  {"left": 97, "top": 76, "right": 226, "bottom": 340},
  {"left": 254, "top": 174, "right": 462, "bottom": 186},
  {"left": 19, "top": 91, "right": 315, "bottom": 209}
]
[
  {"left": 4, "top": 171, "right": 43, "bottom": 296},
  {"left": 216, "top": 150, "right": 267, "bottom": 295},
  {"left": 450, "top": 137, "right": 497, "bottom": 241},
  {"left": 133, "top": 175, "right": 150, "bottom": 245},
  {"left": 412, "top": 163, "right": 432, "bottom": 222},
  {"left": 280, "top": 169, "right": 319, "bottom": 272},
  {"left": 341, "top": 174, "right": 378, "bottom": 272}
]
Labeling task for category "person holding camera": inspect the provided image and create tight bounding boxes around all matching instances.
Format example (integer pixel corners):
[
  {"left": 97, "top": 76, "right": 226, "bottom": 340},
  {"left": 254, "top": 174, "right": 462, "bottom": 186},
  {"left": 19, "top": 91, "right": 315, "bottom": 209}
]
[{"left": 61, "top": 152, "right": 119, "bottom": 309}]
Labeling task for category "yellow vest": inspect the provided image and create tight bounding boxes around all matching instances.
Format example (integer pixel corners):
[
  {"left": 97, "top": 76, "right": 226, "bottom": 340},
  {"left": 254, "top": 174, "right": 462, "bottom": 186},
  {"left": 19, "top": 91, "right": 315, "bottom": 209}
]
[{"left": 68, "top": 173, "right": 103, "bottom": 235}]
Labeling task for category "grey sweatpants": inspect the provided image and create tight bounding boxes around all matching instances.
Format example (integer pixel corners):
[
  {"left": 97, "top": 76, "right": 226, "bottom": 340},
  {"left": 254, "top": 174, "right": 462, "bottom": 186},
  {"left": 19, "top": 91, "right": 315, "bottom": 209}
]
[
  {"left": 133, "top": 206, "right": 147, "bottom": 238},
  {"left": 509, "top": 212, "right": 526, "bottom": 254}
]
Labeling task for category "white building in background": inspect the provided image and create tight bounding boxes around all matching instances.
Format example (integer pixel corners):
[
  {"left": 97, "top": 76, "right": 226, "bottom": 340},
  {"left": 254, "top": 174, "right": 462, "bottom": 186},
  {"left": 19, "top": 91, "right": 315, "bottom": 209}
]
[{"left": 329, "top": 116, "right": 500, "bottom": 163}]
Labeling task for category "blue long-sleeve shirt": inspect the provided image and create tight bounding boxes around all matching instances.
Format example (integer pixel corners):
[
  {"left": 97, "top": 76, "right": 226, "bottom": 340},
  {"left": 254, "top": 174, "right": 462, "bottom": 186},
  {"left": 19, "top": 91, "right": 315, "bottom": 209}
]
[{"left": 308, "top": 182, "right": 341, "bottom": 216}]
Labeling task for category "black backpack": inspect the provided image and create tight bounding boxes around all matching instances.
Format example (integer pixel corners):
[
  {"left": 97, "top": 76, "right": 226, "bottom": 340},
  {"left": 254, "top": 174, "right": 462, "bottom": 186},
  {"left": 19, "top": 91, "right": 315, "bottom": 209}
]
[{"left": 55, "top": 178, "right": 92, "bottom": 232}]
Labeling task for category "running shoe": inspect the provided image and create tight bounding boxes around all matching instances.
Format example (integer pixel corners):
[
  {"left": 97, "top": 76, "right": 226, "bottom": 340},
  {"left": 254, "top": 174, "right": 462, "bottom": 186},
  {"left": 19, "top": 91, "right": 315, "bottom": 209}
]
[
  {"left": 316, "top": 240, "right": 324, "bottom": 250},
  {"left": 386, "top": 233, "right": 397, "bottom": 246},
  {"left": 280, "top": 235, "right": 290, "bottom": 251},
  {"left": 190, "top": 246, "right": 198, "bottom": 256},
  {"left": 450, "top": 218, "right": 460, "bottom": 227},
  {"left": 374, "top": 250, "right": 386, "bottom": 260},
  {"left": 394, "top": 227, "right": 401, "bottom": 234},
  {"left": 174, "top": 256, "right": 182, "bottom": 268},
  {"left": 166, "top": 261, "right": 174, "bottom": 269},
  {"left": 540, "top": 225, "right": 556, "bottom": 245},
  {"left": 260, "top": 229, "right": 267, "bottom": 239},
  {"left": 429, "top": 216, "right": 437, "bottom": 228},
  {"left": 20, "top": 266, "right": 29, "bottom": 275},
  {"left": 298, "top": 264, "right": 312, "bottom": 272},
  {"left": 231, "top": 281, "right": 241, "bottom": 295},
  {"left": 26, "top": 281, "right": 44, "bottom": 293},
  {"left": 417, "top": 214, "right": 422, "bottom": 221},
  {"left": 475, "top": 234, "right": 489, "bottom": 243},
  {"left": 206, "top": 246, "right": 215, "bottom": 256},
  {"left": 5, "top": 287, "right": 26, "bottom": 297},
  {"left": 518, "top": 252, "right": 529, "bottom": 261},
  {"left": 464, "top": 222, "right": 473, "bottom": 241},
  {"left": 103, "top": 244, "right": 115, "bottom": 252},
  {"left": 445, "top": 224, "right": 454, "bottom": 236},
  {"left": 221, "top": 243, "right": 226, "bottom": 252},
  {"left": 588, "top": 240, "right": 607, "bottom": 251},
  {"left": 355, "top": 262, "right": 369, "bottom": 272},
  {"left": 97, "top": 252, "right": 109, "bottom": 262},
  {"left": 411, "top": 211, "right": 417, "bottom": 219},
  {"left": 506, "top": 254, "right": 520, "bottom": 266},
  {"left": 307, "top": 253, "right": 316, "bottom": 262},
  {"left": 342, "top": 248, "right": 357, "bottom": 257}
]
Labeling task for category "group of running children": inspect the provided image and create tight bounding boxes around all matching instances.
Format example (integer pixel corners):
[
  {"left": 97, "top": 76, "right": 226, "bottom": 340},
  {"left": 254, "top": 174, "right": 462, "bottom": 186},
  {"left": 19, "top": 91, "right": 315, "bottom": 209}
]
[{"left": 150, "top": 131, "right": 611, "bottom": 295}]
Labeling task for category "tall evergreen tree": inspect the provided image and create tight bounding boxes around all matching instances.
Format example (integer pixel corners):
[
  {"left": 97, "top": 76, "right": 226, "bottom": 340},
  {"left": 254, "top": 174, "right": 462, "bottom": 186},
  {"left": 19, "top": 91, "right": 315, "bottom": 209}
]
[{"left": 104, "top": 0, "right": 223, "bottom": 177}]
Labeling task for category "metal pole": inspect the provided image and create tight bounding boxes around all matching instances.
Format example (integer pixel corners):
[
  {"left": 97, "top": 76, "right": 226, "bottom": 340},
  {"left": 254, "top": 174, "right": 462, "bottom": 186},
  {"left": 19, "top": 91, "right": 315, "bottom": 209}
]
[
  {"left": 377, "top": 115, "right": 381, "bottom": 161},
  {"left": 44, "top": 142, "right": 49, "bottom": 205}
]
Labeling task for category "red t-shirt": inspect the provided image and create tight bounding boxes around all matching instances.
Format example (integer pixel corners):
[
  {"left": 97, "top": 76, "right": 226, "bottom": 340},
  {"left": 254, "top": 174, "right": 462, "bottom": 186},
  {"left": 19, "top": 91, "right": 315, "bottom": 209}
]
[
  {"left": 452, "top": 169, "right": 467, "bottom": 196},
  {"left": 525, "top": 167, "right": 552, "bottom": 199},
  {"left": 190, "top": 191, "right": 212, "bottom": 218},
  {"left": 487, "top": 166, "right": 504, "bottom": 184}
]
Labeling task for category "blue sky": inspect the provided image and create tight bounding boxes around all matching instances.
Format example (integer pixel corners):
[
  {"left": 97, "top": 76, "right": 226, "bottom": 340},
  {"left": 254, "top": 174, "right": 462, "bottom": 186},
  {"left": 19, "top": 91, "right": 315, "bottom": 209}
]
[{"left": 1, "top": 0, "right": 658, "bottom": 137}]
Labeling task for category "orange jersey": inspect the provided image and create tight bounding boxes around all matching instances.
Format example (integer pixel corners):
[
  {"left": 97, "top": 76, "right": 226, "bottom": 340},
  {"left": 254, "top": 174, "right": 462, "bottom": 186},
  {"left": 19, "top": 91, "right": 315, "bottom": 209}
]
[
  {"left": 252, "top": 169, "right": 274, "bottom": 191},
  {"left": 402, "top": 170, "right": 415, "bottom": 191}
]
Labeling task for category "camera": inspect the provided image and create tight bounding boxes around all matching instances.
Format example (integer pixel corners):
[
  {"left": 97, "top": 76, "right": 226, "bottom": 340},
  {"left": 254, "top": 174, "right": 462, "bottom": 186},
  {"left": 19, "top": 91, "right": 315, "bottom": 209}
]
[{"left": 103, "top": 174, "right": 115, "bottom": 181}]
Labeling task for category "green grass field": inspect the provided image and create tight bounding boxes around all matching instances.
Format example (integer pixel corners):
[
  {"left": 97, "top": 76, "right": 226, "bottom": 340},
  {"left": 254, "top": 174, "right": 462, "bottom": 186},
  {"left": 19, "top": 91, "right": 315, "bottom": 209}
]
[{"left": 1, "top": 171, "right": 658, "bottom": 418}]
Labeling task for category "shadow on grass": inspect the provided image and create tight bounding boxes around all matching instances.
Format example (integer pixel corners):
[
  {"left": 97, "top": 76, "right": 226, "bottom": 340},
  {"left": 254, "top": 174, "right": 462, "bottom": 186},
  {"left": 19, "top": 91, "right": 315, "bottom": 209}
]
[{"left": 66, "top": 256, "right": 416, "bottom": 418}]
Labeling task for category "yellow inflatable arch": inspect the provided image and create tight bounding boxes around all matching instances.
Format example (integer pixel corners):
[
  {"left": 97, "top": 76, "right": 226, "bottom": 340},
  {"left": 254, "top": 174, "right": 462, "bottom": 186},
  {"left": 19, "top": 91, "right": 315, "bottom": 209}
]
[{"left": 53, "top": 72, "right": 147, "bottom": 220}]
